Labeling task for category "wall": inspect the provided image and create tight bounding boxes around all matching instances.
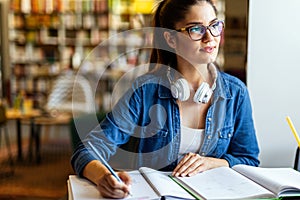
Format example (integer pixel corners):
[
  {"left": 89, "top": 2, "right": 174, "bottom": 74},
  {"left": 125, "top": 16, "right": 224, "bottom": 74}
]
[{"left": 247, "top": 0, "right": 300, "bottom": 167}]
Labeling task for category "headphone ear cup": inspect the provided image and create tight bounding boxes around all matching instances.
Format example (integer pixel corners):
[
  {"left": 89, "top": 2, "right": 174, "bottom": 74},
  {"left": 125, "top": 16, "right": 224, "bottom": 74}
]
[
  {"left": 193, "top": 82, "right": 213, "bottom": 104},
  {"left": 171, "top": 78, "right": 190, "bottom": 101}
]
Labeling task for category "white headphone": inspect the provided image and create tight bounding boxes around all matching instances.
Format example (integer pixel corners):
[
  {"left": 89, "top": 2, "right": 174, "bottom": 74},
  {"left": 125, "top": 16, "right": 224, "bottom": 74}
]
[{"left": 167, "top": 64, "right": 218, "bottom": 104}]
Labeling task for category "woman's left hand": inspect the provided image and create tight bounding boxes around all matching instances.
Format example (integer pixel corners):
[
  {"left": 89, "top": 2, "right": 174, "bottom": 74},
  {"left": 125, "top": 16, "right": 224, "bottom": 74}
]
[{"left": 172, "top": 152, "right": 229, "bottom": 177}]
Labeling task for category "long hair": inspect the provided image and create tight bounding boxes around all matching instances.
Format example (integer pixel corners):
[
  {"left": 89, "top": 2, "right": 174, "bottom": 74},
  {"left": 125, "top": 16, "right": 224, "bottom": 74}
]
[{"left": 149, "top": 0, "right": 217, "bottom": 71}]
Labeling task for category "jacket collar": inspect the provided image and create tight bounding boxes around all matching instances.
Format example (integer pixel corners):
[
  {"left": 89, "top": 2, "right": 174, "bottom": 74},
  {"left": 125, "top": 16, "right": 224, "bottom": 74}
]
[{"left": 213, "top": 71, "right": 232, "bottom": 102}]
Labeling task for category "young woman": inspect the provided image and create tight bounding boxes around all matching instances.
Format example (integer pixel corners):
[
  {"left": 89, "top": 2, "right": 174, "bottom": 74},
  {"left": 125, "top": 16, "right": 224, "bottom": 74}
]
[{"left": 71, "top": 0, "right": 260, "bottom": 198}]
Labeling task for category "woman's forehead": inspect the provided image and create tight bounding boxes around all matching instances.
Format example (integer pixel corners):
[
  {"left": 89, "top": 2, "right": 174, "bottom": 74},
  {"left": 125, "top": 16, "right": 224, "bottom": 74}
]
[{"left": 176, "top": 3, "right": 217, "bottom": 27}]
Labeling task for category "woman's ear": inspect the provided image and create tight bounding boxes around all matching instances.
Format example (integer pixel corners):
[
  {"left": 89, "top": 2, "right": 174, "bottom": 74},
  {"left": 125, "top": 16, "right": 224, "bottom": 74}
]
[{"left": 163, "top": 31, "right": 176, "bottom": 49}]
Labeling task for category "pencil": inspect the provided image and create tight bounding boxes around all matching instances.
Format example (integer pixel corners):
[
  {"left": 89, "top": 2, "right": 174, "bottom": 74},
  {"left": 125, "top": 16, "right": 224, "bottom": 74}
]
[
  {"left": 87, "top": 141, "right": 132, "bottom": 195},
  {"left": 286, "top": 116, "right": 300, "bottom": 148}
]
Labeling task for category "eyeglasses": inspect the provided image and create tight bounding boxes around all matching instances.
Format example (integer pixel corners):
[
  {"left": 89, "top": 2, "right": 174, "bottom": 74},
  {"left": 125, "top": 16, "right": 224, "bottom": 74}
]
[{"left": 175, "top": 20, "right": 224, "bottom": 41}]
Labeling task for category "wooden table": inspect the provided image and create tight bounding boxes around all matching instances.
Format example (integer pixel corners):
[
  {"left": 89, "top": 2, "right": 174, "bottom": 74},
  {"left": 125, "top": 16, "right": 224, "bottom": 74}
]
[{"left": 6, "top": 109, "right": 41, "bottom": 162}]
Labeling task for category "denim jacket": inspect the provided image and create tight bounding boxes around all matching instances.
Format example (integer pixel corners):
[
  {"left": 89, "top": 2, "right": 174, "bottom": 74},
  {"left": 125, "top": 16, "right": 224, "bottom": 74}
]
[{"left": 71, "top": 67, "right": 260, "bottom": 176}]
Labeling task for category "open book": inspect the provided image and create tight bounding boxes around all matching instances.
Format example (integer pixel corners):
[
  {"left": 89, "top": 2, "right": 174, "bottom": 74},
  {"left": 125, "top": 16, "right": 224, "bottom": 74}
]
[{"left": 68, "top": 165, "right": 300, "bottom": 200}]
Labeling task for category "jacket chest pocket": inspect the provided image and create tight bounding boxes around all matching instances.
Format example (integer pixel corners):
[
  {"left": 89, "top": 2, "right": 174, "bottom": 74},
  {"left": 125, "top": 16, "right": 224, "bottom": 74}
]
[
  {"left": 137, "top": 127, "right": 170, "bottom": 154},
  {"left": 213, "top": 126, "right": 234, "bottom": 157},
  {"left": 147, "top": 128, "right": 168, "bottom": 138}
]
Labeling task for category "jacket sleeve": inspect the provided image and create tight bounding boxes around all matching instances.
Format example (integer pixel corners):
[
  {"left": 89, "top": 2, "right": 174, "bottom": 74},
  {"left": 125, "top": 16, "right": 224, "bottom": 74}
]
[
  {"left": 71, "top": 84, "right": 143, "bottom": 176},
  {"left": 222, "top": 87, "right": 260, "bottom": 167}
]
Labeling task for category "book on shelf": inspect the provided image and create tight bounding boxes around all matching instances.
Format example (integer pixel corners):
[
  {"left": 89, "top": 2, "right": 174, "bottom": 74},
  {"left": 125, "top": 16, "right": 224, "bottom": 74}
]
[{"left": 68, "top": 164, "right": 300, "bottom": 200}]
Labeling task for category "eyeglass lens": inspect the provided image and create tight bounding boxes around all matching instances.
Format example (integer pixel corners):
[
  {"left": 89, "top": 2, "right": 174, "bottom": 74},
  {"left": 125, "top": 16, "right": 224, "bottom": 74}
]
[{"left": 188, "top": 21, "right": 223, "bottom": 40}]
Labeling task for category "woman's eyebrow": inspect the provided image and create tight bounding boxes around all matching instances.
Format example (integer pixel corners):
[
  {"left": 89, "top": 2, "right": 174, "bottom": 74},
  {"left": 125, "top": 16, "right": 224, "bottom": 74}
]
[{"left": 185, "top": 18, "right": 218, "bottom": 26}]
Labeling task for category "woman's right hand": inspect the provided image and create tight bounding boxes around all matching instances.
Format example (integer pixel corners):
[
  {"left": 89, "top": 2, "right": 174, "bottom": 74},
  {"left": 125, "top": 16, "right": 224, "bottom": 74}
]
[
  {"left": 83, "top": 160, "right": 132, "bottom": 199},
  {"left": 96, "top": 171, "right": 131, "bottom": 198}
]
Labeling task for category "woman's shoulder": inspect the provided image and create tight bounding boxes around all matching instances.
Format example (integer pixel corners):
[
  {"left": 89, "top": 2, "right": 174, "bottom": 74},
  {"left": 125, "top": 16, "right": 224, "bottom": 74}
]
[{"left": 217, "top": 71, "right": 250, "bottom": 100}]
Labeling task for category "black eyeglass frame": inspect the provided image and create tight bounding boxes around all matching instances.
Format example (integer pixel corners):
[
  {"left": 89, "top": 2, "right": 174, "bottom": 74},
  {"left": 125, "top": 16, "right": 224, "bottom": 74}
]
[{"left": 175, "top": 20, "right": 225, "bottom": 41}]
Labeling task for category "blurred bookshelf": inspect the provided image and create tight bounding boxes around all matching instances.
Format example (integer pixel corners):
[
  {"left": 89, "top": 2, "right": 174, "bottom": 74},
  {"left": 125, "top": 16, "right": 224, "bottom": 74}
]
[
  {"left": 8, "top": 0, "right": 154, "bottom": 111},
  {"left": 223, "top": 0, "right": 248, "bottom": 84}
]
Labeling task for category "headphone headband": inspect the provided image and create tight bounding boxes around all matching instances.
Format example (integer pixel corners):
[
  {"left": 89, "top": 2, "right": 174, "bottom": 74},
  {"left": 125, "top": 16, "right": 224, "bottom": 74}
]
[
  {"left": 208, "top": 63, "right": 218, "bottom": 91},
  {"left": 167, "top": 64, "right": 218, "bottom": 103}
]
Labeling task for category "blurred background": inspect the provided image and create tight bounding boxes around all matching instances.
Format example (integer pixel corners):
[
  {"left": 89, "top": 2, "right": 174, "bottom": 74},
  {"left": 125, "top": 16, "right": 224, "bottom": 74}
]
[{"left": 0, "top": 0, "right": 251, "bottom": 199}]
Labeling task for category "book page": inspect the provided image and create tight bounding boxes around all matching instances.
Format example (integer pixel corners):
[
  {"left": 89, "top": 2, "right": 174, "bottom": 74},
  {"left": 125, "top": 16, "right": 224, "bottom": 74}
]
[
  {"left": 233, "top": 165, "right": 300, "bottom": 197},
  {"left": 139, "top": 167, "right": 195, "bottom": 199},
  {"left": 175, "top": 166, "right": 275, "bottom": 200},
  {"left": 69, "top": 172, "right": 159, "bottom": 200}
]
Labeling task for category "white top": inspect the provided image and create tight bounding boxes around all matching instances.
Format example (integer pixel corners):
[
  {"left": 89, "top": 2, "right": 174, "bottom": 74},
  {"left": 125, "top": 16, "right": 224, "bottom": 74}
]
[{"left": 179, "top": 125, "right": 205, "bottom": 157}]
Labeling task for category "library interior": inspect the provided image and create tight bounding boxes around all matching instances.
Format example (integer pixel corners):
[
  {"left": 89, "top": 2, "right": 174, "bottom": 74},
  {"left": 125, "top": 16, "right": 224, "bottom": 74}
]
[{"left": 1, "top": 0, "right": 288, "bottom": 199}]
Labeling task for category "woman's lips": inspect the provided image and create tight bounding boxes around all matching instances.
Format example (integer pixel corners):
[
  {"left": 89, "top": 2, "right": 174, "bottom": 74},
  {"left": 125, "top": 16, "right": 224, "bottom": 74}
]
[{"left": 202, "top": 46, "right": 214, "bottom": 53}]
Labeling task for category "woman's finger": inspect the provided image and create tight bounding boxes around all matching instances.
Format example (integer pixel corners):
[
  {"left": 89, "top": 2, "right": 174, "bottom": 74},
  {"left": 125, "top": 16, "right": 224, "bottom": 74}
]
[
  {"left": 172, "top": 154, "right": 191, "bottom": 176},
  {"left": 97, "top": 173, "right": 129, "bottom": 198},
  {"left": 179, "top": 154, "right": 203, "bottom": 176},
  {"left": 173, "top": 153, "right": 202, "bottom": 176}
]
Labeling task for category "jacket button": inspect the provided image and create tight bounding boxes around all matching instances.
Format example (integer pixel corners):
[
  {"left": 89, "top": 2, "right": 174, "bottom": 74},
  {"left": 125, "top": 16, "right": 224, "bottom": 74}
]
[{"left": 162, "top": 132, "right": 168, "bottom": 137}]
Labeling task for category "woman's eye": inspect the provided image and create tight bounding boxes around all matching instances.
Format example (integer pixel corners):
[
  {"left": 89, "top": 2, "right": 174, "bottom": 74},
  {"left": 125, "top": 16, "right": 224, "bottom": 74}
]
[
  {"left": 212, "top": 22, "right": 222, "bottom": 30},
  {"left": 215, "top": 23, "right": 220, "bottom": 28},
  {"left": 190, "top": 26, "right": 203, "bottom": 33}
]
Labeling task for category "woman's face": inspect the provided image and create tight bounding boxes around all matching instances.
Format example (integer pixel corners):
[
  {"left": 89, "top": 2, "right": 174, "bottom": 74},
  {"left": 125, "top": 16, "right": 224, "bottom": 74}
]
[{"left": 173, "top": 2, "right": 221, "bottom": 66}]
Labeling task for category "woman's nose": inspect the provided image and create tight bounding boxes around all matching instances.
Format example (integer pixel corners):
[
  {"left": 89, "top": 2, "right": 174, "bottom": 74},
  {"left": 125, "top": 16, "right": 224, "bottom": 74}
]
[{"left": 201, "top": 29, "right": 214, "bottom": 42}]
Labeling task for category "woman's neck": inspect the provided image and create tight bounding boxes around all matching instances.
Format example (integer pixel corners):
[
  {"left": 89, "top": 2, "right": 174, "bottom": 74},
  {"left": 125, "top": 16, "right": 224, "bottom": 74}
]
[{"left": 176, "top": 61, "right": 211, "bottom": 90}]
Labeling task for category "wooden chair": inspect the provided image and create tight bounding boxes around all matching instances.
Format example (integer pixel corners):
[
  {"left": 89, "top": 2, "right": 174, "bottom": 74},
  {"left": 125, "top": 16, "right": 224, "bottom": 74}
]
[
  {"left": 26, "top": 72, "right": 96, "bottom": 163},
  {"left": 27, "top": 113, "right": 71, "bottom": 164}
]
